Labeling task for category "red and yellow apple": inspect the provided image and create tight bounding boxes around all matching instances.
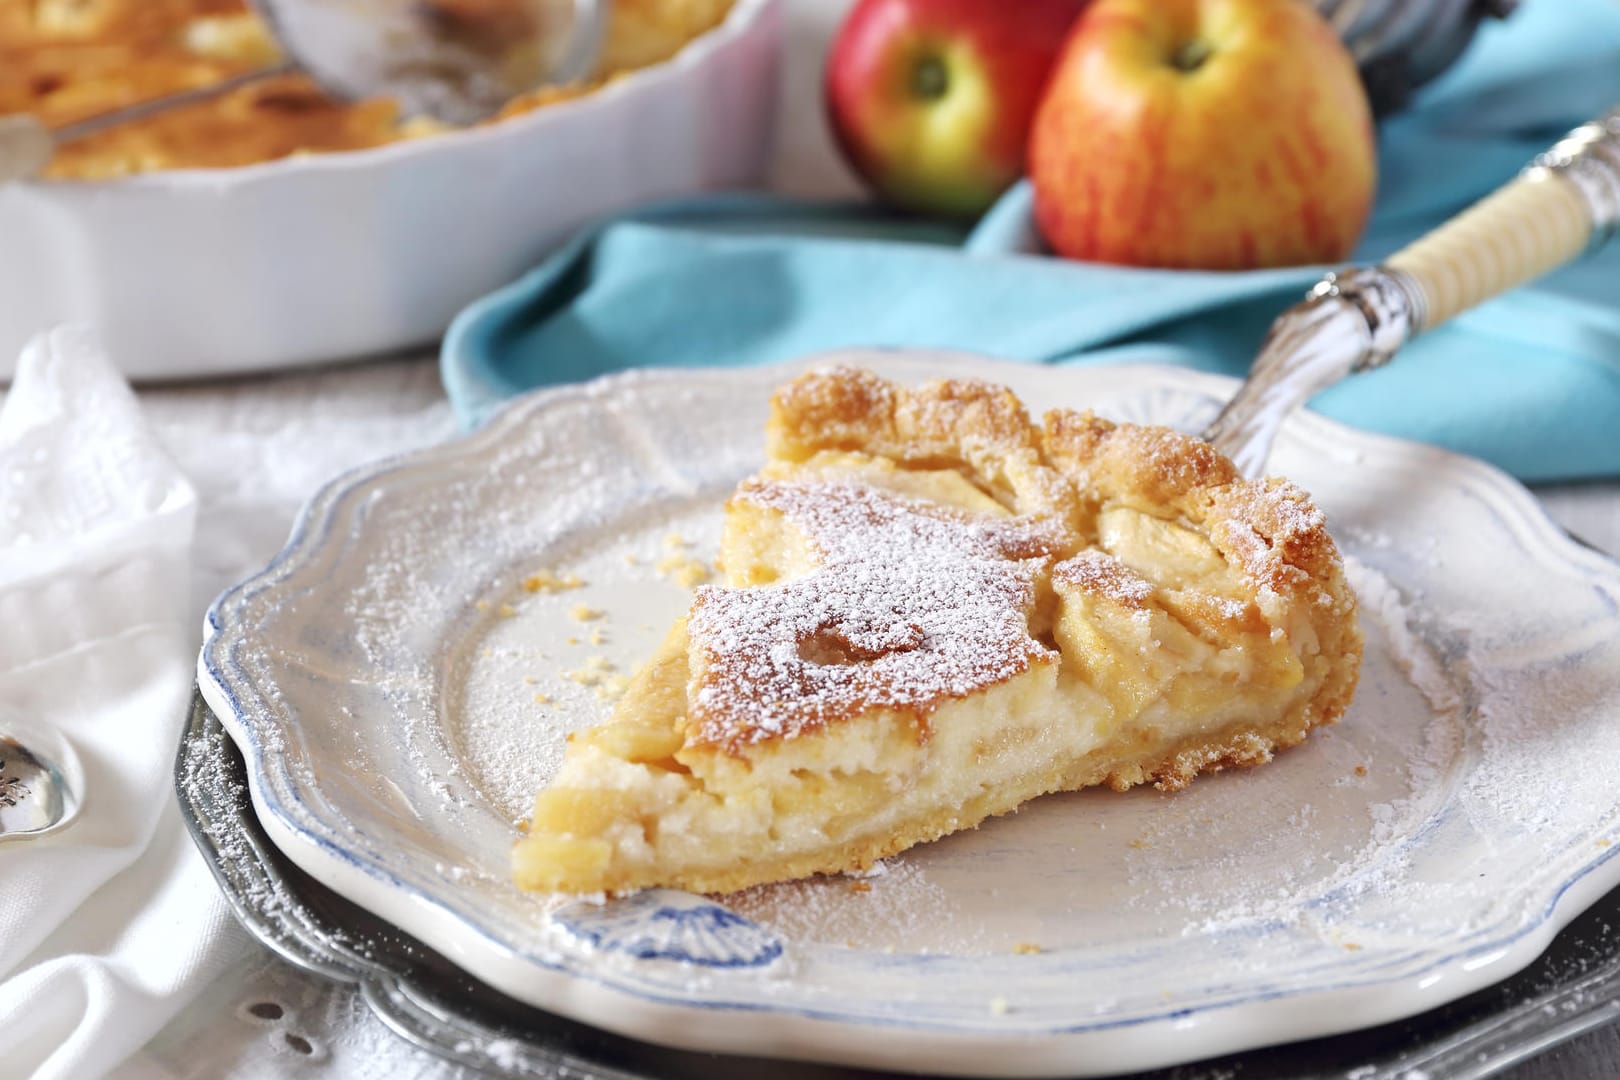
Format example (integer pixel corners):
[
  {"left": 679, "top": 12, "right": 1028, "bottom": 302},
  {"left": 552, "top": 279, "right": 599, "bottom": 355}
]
[
  {"left": 1030, "top": 0, "right": 1375, "bottom": 269},
  {"left": 826, "top": 0, "right": 1089, "bottom": 218}
]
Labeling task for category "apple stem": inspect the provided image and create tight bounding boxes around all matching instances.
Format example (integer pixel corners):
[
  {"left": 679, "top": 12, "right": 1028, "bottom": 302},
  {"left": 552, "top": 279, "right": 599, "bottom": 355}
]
[
  {"left": 1171, "top": 39, "right": 1213, "bottom": 73},
  {"left": 911, "top": 55, "right": 949, "bottom": 100}
]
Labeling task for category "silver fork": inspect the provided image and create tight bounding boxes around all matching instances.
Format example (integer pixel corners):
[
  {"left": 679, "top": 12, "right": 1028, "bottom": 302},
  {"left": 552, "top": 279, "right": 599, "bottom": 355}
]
[{"left": 1204, "top": 106, "right": 1620, "bottom": 476}]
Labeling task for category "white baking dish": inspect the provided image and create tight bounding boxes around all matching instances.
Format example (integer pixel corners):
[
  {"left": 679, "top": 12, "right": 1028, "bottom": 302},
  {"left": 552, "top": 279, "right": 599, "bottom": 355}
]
[{"left": 0, "top": 0, "right": 780, "bottom": 381}]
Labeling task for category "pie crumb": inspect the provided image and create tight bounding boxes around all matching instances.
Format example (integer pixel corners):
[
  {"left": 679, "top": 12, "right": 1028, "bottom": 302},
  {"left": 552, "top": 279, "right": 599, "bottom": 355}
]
[
  {"left": 595, "top": 675, "right": 632, "bottom": 702},
  {"left": 657, "top": 552, "right": 711, "bottom": 587},
  {"left": 523, "top": 571, "right": 584, "bottom": 593}
]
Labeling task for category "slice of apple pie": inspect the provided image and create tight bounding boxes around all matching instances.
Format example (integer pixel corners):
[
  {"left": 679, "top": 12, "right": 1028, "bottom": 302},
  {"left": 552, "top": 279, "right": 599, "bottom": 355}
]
[{"left": 512, "top": 368, "right": 1361, "bottom": 895}]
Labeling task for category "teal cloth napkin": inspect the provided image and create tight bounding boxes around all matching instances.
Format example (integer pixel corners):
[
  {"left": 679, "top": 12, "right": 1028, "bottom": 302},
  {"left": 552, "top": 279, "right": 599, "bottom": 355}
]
[{"left": 443, "top": 0, "right": 1620, "bottom": 482}]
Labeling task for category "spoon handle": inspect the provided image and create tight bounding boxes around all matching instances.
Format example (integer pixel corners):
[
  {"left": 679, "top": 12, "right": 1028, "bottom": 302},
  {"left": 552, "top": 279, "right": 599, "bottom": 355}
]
[
  {"left": 0, "top": 60, "right": 299, "bottom": 183},
  {"left": 0, "top": 114, "right": 53, "bottom": 184},
  {"left": 52, "top": 61, "right": 300, "bottom": 145}
]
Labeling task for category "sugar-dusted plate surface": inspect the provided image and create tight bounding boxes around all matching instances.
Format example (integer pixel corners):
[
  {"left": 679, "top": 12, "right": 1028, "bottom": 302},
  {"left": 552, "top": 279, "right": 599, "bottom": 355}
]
[{"left": 199, "top": 351, "right": 1620, "bottom": 1078}]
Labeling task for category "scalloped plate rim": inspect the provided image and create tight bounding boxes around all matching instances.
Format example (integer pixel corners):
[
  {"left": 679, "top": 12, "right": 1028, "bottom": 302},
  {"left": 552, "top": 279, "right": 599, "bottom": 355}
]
[{"left": 197, "top": 351, "right": 1620, "bottom": 1077}]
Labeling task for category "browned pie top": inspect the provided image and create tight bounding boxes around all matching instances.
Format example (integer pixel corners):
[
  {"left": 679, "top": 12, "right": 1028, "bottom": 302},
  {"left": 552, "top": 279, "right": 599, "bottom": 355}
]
[
  {"left": 680, "top": 367, "right": 1360, "bottom": 756},
  {"left": 686, "top": 479, "right": 1066, "bottom": 753}
]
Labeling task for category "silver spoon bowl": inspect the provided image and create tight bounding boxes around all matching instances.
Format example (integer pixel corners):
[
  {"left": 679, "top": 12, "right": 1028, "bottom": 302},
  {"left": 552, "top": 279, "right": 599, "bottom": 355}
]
[
  {"left": 0, "top": 726, "right": 81, "bottom": 842},
  {"left": 0, "top": 0, "right": 607, "bottom": 182}
]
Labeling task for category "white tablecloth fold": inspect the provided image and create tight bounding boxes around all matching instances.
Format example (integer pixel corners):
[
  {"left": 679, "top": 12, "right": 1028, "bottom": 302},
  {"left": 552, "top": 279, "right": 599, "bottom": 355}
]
[{"left": 0, "top": 328, "right": 246, "bottom": 1080}]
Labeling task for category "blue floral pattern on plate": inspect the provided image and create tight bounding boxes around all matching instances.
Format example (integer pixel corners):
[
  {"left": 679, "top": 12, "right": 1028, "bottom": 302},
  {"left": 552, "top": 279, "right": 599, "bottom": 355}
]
[{"left": 551, "top": 890, "right": 783, "bottom": 968}]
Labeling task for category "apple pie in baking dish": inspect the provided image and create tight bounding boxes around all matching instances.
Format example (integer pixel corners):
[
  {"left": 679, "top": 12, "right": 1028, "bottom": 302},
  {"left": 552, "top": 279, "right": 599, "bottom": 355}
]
[
  {"left": 513, "top": 368, "right": 1362, "bottom": 895},
  {"left": 0, "top": 0, "right": 734, "bottom": 178}
]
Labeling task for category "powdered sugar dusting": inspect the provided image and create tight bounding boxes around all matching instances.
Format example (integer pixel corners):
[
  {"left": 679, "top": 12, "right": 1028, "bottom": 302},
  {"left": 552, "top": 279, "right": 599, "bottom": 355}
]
[
  {"left": 687, "top": 480, "right": 1065, "bottom": 750},
  {"left": 724, "top": 860, "right": 986, "bottom": 953},
  {"left": 1052, "top": 550, "right": 1153, "bottom": 607},
  {"left": 1097, "top": 556, "right": 1471, "bottom": 945}
]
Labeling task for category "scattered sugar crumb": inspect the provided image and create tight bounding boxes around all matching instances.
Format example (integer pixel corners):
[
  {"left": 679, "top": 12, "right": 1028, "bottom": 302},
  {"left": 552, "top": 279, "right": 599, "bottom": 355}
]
[
  {"left": 1599, "top": 839, "right": 1613, "bottom": 848},
  {"left": 1012, "top": 943, "right": 1041, "bottom": 955},
  {"left": 1354, "top": 764, "right": 1368, "bottom": 777},
  {"left": 569, "top": 605, "right": 602, "bottom": 622},
  {"left": 989, "top": 998, "right": 1010, "bottom": 1015},
  {"left": 475, "top": 600, "right": 489, "bottom": 611},
  {"left": 585, "top": 655, "right": 615, "bottom": 672},
  {"left": 532, "top": 694, "right": 550, "bottom": 705},
  {"left": 523, "top": 570, "right": 583, "bottom": 593},
  {"left": 595, "top": 675, "right": 631, "bottom": 702},
  {"left": 566, "top": 636, "right": 580, "bottom": 646},
  {"left": 523, "top": 676, "right": 537, "bottom": 685},
  {"left": 623, "top": 554, "right": 640, "bottom": 566},
  {"left": 1343, "top": 942, "right": 1363, "bottom": 951},
  {"left": 498, "top": 603, "right": 517, "bottom": 617},
  {"left": 663, "top": 532, "right": 691, "bottom": 549},
  {"left": 589, "top": 628, "right": 608, "bottom": 646},
  {"left": 566, "top": 669, "right": 603, "bottom": 687},
  {"left": 1129, "top": 839, "right": 1150, "bottom": 849},
  {"left": 848, "top": 881, "right": 872, "bottom": 895},
  {"left": 656, "top": 552, "right": 711, "bottom": 587},
  {"left": 847, "top": 860, "right": 889, "bottom": 880}
]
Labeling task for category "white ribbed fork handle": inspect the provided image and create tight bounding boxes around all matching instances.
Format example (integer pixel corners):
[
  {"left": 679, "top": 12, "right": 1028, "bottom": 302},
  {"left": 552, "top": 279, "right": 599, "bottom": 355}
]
[{"left": 1385, "top": 108, "right": 1620, "bottom": 330}]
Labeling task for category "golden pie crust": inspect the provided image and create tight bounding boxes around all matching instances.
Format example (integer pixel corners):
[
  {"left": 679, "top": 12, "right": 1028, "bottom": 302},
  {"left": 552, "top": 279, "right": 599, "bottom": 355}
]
[{"left": 512, "top": 368, "right": 1362, "bottom": 895}]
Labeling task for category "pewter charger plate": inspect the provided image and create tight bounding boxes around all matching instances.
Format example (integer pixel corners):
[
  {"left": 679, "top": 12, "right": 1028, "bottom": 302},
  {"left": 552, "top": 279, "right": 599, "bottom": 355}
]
[{"left": 197, "top": 352, "right": 1620, "bottom": 1077}]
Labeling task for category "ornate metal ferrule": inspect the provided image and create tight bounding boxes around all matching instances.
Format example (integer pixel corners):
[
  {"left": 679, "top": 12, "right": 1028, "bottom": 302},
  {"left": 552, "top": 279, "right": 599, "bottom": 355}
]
[
  {"left": 1202, "top": 267, "right": 1423, "bottom": 476},
  {"left": 1305, "top": 266, "right": 1426, "bottom": 368},
  {"left": 1523, "top": 107, "right": 1620, "bottom": 253}
]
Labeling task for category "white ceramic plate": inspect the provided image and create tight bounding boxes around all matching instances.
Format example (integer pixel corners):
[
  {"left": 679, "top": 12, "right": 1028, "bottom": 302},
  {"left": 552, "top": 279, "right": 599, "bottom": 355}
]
[
  {"left": 0, "top": 0, "right": 778, "bottom": 381},
  {"left": 198, "top": 352, "right": 1620, "bottom": 1078}
]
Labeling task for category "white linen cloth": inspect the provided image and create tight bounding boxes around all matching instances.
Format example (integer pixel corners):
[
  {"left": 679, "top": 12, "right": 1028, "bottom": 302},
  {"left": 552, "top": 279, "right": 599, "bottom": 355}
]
[
  {"left": 0, "top": 328, "right": 457, "bottom": 1080},
  {"left": 0, "top": 327, "right": 245, "bottom": 1079}
]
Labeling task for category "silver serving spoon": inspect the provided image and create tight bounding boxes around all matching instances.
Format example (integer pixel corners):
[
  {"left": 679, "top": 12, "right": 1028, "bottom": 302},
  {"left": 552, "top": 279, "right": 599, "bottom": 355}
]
[
  {"left": 0, "top": 723, "right": 82, "bottom": 842},
  {"left": 0, "top": 0, "right": 607, "bottom": 183}
]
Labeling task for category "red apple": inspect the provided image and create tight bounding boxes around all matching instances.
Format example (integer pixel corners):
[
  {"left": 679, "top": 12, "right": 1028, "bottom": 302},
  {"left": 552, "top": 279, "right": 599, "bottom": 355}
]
[
  {"left": 826, "top": 0, "right": 1089, "bottom": 218},
  {"left": 1029, "top": 0, "right": 1375, "bottom": 269}
]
